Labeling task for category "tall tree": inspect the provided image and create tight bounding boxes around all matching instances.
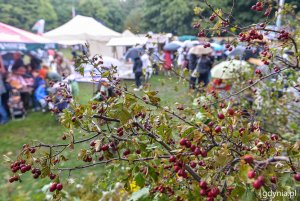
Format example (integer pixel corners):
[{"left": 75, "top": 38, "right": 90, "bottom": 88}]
[{"left": 0, "top": 0, "right": 57, "bottom": 31}]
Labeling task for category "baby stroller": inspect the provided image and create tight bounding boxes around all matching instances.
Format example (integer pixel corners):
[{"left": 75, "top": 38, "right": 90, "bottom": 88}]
[{"left": 8, "top": 89, "right": 26, "bottom": 120}]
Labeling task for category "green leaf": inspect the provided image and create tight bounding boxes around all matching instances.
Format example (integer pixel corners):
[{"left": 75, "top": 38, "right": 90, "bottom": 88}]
[
  {"left": 241, "top": 187, "right": 257, "bottom": 201},
  {"left": 135, "top": 173, "right": 145, "bottom": 187},
  {"left": 127, "top": 187, "right": 150, "bottom": 201},
  {"left": 148, "top": 166, "right": 158, "bottom": 182}
]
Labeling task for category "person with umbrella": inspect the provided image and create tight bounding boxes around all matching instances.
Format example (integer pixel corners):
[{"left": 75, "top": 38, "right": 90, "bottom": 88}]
[
  {"left": 188, "top": 45, "right": 214, "bottom": 89},
  {"left": 125, "top": 47, "right": 144, "bottom": 91}
]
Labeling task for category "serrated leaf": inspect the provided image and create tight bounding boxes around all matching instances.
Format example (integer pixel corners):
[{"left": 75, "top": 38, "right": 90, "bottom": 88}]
[{"left": 135, "top": 173, "right": 145, "bottom": 187}]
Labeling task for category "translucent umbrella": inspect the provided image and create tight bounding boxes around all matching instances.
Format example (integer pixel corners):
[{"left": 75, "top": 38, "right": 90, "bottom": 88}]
[
  {"left": 188, "top": 45, "right": 213, "bottom": 56},
  {"left": 211, "top": 60, "right": 251, "bottom": 79}
]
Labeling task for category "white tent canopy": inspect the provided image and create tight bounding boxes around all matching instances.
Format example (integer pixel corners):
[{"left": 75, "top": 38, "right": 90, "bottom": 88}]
[
  {"left": 44, "top": 15, "right": 120, "bottom": 42},
  {"left": 106, "top": 30, "right": 148, "bottom": 47},
  {"left": 44, "top": 15, "right": 121, "bottom": 57}
]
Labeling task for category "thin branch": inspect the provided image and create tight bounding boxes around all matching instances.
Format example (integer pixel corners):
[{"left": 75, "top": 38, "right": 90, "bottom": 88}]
[{"left": 55, "top": 156, "right": 170, "bottom": 171}]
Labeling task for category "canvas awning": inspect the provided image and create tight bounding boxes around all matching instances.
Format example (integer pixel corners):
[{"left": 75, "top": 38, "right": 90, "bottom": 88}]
[{"left": 0, "top": 22, "right": 55, "bottom": 51}]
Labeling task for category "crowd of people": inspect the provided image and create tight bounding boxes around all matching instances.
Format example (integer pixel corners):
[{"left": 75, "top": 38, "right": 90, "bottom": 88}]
[
  {"left": 0, "top": 50, "right": 74, "bottom": 125},
  {"left": 127, "top": 38, "right": 277, "bottom": 98},
  {"left": 128, "top": 41, "right": 217, "bottom": 92}
]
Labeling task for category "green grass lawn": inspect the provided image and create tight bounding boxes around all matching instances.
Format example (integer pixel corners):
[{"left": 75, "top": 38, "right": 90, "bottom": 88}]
[{"left": 0, "top": 75, "right": 191, "bottom": 201}]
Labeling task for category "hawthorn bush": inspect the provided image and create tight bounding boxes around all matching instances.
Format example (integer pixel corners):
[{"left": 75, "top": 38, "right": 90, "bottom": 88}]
[{"left": 6, "top": 1, "right": 300, "bottom": 200}]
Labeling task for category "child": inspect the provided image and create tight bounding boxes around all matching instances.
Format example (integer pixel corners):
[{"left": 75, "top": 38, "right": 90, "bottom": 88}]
[{"left": 34, "top": 80, "right": 47, "bottom": 112}]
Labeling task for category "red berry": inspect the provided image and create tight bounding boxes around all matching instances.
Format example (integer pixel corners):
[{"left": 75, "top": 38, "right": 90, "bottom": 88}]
[
  {"left": 294, "top": 174, "right": 300, "bottom": 181},
  {"left": 227, "top": 108, "right": 234, "bottom": 116},
  {"left": 8, "top": 177, "right": 15, "bottom": 183},
  {"left": 20, "top": 166, "right": 27, "bottom": 173},
  {"left": 173, "top": 165, "right": 180, "bottom": 173},
  {"left": 136, "top": 149, "right": 141, "bottom": 154},
  {"left": 270, "top": 176, "right": 277, "bottom": 184},
  {"left": 200, "top": 189, "right": 207, "bottom": 196},
  {"left": 50, "top": 183, "right": 57, "bottom": 192},
  {"left": 200, "top": 149, "right": 207, "bottom": 157},
  {"left": 210, "top": 187, "right": 220, "bottom": 197},
  {"left": 257, "top": 175, "right": 265, "bottom": 183},
  {"left": 71, "top": 117, "right": 76, "bottom": 122},
  {"left": 255, "top": 69, "right": 262, "bottom": 75},
  {"left": 248, "top": 170, "right": 256, "bottom": 179},
  {"left": 194, "top": 147, "right": 201, "bottom": 156},
  {"left": 25, "top": 164, "right": 31, "bottom": 171},
  {"left": 271, "top": 134, "right": 279, "bottom": 141},
  {"left": 101, "top": 144, "right": 109, "bottom": 151},
  {"left": 49, "top": 173, "right": 56, "bottom": 180},
  {"left": 256, "top": 2, "right": 262, "bottom": 7},
  {"left": 215, "top": 126, "right": 222, "bottom": 133},
  {"left": 91, "top": 105, "right": 97, "bottom": 110},
  {"left": 169, "top": 155, "right": 176, "bottom": 163},
  {"left": 98, "top": 155, "right": 104, "bottom": 161},
  {"left": 208, "top": 122, "right": 214, "bottom": 127},
  {"left": 179, "top": 138, "right": 187, "bottom": 146},
  {"left": 185, "top": 140, "right": 191, "bottom": 148},
  {"left": 90, "top": 141, "right": 96, "bottom": 147},
  {"left": 190, "top": 161, "right": 197, "bottom": 168},
  {"left": 252, "top": 179, "right": 262, "bottom": 189},
  {"left": 218, "top": 113, "right": 225, "bottom": 119},
  {"left": 199, "top": 181, "right": 208, "bottom": 189},
  {"left": 243, "top": 155, "right": 254, "bottom": 164},
  {"left": 123, "top": 149, "right": 130, "bottom": 156},
  {"left": 190, "top": 144, "right": 196, "bottom": 151},
  {"left": 30, "top": 148, "right": 36, "bottom": 154},
  {"left": 56, "top": 183, "right": 63, "bottom": 191}
]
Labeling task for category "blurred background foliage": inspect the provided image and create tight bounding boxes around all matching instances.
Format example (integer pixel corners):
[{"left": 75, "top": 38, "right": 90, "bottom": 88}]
[{"left": 0, "top": 0, "right": 299, "bottom": 34}]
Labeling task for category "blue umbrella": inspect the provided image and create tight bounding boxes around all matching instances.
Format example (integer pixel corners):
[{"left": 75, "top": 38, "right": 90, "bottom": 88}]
[
  {"left": 124, "top": 47, "right": 144, "bottom": 60},
  {"left": 210, "top": 43, "right": 224, "bottom": 51},
  {"left": 163, "top": 42, "right": 182, "bottom": 51},
  {"left": 178, "top": 35, "right": 198, "bottom": 41}
]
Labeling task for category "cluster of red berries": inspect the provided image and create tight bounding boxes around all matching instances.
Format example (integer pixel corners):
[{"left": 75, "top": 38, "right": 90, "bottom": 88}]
[
  {"left": 31, "top": 168, "right": 42, "bottom": 179},
  {"left": 9, "top": 160, "right": 30, "bottom": 174},
  {"left": 251, "top": 2, "right": 264, "bottom": 11},
  {"left": 225, "top": 44, "right": 233, "bottom": 52},
  {"left": 199, "top": 181, "right": 220, "bottom": 201},
  {"left": 49, "top": 182, "right": 63, "bottom": 192},
  {"left": 151, "top": 184, "right": 174, "bottom": 196},
  {"left": 8, "top": 175, "right": 19, "bottom": 183},
  {"left": 278, "top": 30, "right": 289, "bottom": 41},
  {"left": 117, "top": 127, "right": 124, "bottom": 136},
  {"left": 91, "top": 138, "right": 132, "bottom": 157},
  {"left": 239, "top": 30, "right": 264, "bottom": 43},
  {"left": 179, "top": 138, "right": 208, "bottom": 157}
]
